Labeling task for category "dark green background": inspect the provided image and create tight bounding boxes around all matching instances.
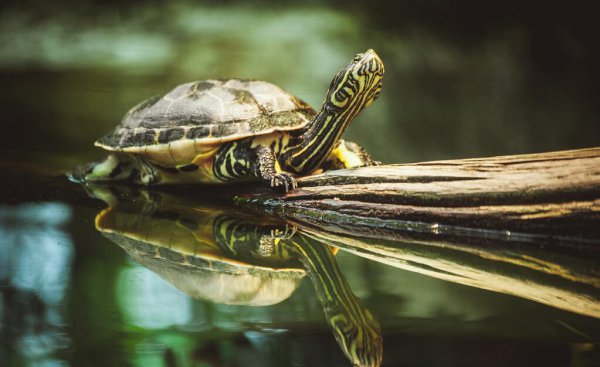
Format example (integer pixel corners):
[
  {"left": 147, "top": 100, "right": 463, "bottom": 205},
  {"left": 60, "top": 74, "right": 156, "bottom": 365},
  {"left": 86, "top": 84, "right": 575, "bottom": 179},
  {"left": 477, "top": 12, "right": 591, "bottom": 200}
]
[
  {"left": 1, "top": 0, "right": 598, "bottom": 162},
  {"left": 1, "top": 1, "right": 599, "bottom": 366}
]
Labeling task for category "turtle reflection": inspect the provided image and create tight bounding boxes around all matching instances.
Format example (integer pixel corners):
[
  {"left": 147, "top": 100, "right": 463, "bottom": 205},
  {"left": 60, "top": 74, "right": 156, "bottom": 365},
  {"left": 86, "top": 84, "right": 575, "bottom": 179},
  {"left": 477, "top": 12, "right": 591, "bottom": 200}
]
[{"left": 91, "top": 187, "right": 383, "bottom": 367}]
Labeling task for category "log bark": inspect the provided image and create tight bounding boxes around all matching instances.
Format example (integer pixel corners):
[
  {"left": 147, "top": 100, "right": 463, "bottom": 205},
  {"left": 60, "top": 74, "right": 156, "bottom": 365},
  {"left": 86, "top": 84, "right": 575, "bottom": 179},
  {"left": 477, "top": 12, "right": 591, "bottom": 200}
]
[
  {"left": 2, "top": 149, "right": 599, "bottom": 317},
  {"left": 239, "top": 147, "right": 600, "bottom": 241},
  {"left": 235, "top": 147, "right": 600, "bottom": 317}
]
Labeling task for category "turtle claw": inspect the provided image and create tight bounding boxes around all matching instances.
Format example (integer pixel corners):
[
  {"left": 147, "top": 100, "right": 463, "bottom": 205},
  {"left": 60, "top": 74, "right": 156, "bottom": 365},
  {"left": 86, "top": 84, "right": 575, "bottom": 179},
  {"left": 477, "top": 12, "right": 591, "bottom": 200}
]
[
  {"left": 258, "top": 236, "right": 276, "bottom": 257},
  {"left": 270, "top": 224, "right": 297, "bottom": 240},
  {"left": 258, "top": 224, "right": 298, "bottom": 257},
  {"left": 270, "top": 173, "right": 298, "bottom": 193}
]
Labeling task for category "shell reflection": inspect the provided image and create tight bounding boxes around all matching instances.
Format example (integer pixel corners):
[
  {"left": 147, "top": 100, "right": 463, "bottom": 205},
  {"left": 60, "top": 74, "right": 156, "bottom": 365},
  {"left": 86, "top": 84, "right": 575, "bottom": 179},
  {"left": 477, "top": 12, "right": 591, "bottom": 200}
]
[{"left": 89, "top": 186, "right": 383, "bottom": 367}]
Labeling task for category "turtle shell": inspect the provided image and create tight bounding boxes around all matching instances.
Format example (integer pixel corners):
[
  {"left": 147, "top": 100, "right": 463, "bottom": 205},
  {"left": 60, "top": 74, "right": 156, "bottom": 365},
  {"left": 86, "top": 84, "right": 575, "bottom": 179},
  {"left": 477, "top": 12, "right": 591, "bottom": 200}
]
[
  {"left": 96, "top": 79, "right": 315, "bottom": 152},
  {"left": 95, "top": 198, "right": 306, "bottom": 306}
]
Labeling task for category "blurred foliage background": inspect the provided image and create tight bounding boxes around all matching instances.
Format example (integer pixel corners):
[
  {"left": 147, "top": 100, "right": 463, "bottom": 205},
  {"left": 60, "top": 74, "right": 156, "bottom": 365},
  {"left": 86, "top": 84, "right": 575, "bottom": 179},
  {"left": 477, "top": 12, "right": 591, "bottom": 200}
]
[
  {"left": 1, "top": 0, "right": 598, "bottom": 164},
  {"left": 2, "top": 2, "right": 600, "bottom": 365}
]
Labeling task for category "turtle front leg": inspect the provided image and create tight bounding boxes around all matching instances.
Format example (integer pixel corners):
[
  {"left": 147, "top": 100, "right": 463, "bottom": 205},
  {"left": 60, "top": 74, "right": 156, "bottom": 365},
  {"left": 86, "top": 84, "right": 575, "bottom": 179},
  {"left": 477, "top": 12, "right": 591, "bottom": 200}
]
[
  {"left": 320, "top": 139, "right": 381, "bottom": 171},
  {"left": 213, "top": 140, "right": 297, "bottom": 192},
  {"left": 254, "top": 146, "right": 298, "bottom": 192}
]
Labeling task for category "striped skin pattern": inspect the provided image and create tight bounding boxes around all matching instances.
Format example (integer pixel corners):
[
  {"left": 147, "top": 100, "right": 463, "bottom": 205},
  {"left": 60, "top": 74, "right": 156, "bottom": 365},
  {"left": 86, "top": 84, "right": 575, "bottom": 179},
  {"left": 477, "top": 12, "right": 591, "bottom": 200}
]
[
  {"left": 84, "top": 50, "right": 383, "bottom": 192},
  {"left": 212, "top": 215, "right": 298, "bottom": 264},
  {"left": 284, "top": 49, "right": 384, "bottom": 175},
  {"left": 213, "top": 216, "right": 383, "bottom": 367},
  {"left": 91, "top": 185, "right": 383, "bottom": 367},
  {"left": 213, "top": 138, "right": 298, "bottom": 191},
  {"left": 211, "top": 50, "right": 384, "bottom": 190},
  {"left": 288, "top": 234, "right": 383, "bottom": 367}
]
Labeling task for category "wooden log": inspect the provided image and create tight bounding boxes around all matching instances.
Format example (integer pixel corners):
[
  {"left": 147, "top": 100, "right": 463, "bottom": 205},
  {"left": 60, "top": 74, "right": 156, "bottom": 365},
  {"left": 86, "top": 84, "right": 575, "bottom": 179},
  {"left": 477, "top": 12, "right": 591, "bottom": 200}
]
[
  {"left": 239, "top": 147, "right": 600, "bottom": 241},
  {"left": 235, "top": 147, "right": 600, "bottom": 317},
  {"left": 2, "top": 149, "right": 599, "bottom": 317}
]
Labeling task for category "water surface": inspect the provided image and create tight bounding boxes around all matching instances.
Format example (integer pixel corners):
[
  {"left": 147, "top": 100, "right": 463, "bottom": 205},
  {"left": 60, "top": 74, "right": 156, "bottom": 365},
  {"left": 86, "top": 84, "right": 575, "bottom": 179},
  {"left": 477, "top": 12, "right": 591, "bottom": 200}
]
[{"left": 1, "top": 1, "right": 599, "bottom": 366}]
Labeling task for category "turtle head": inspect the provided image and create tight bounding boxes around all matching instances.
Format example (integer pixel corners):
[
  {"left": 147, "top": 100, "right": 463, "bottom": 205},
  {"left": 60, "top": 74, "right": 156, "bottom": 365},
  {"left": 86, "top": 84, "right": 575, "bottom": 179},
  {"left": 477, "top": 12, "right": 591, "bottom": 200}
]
[
  {"left": 326, "top": 49, "right": 384, "bottom": 112},
  {"left": 286, "top": 50, "right": 384, "bottom": 175},
  {"left": 68, "top": 154, "right": 139, "bottom": 184}
]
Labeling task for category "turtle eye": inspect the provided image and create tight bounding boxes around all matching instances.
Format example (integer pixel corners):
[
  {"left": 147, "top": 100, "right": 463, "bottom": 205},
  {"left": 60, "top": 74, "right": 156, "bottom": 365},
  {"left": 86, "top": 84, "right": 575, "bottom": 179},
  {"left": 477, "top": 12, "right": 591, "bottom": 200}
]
[
  {"left": 353, "top": 53, "right": 363, "bottom": 62},
  {"left": 335, "top": 88, "right": 349, "bottom": 103}
]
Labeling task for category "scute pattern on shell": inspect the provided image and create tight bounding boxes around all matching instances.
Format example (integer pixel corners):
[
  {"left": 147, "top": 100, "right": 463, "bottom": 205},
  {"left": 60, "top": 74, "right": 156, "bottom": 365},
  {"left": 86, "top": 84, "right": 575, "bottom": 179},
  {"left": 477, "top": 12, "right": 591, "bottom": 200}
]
[{"left": 97, "top": 79, "right": 315, "bottom": 149}]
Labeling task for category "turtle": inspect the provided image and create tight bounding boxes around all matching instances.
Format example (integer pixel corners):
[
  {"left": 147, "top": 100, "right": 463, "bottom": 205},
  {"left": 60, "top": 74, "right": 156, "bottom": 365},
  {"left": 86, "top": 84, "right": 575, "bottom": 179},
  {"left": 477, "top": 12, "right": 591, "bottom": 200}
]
[
  {"left": 78, "top": 49, "right": 384, "bottom": 192},
  {"left": 91, "top": 186, "right": 383, "bottom": 367}
]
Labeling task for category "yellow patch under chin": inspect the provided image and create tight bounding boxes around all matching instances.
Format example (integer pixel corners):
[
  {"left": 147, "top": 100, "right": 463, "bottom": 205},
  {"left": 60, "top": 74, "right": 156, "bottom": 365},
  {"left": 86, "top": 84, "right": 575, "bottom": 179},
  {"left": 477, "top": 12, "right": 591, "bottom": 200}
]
[{"left": 330, "top": 142, "right": 364, "bottom": 169}]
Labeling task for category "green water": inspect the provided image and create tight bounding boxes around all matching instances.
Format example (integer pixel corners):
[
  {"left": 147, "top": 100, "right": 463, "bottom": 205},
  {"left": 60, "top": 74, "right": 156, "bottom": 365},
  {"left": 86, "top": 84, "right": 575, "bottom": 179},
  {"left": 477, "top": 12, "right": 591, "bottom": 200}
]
[
  {"left": 1, "top": 1, "right": 599, "bottom": 366},
  {"left": 2, "top": 185, "right": 599, "bottom": 366}
]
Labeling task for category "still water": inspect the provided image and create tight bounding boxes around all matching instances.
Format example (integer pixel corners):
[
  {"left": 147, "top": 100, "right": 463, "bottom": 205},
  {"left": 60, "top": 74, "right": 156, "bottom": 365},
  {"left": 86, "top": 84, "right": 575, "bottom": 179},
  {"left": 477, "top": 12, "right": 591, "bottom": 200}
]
[
  {"left": 1, "top": 1, "right": 599, "bottom": 366},
  {"left": 2, "top": 181, "right": 599, "bottom": 367}
]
